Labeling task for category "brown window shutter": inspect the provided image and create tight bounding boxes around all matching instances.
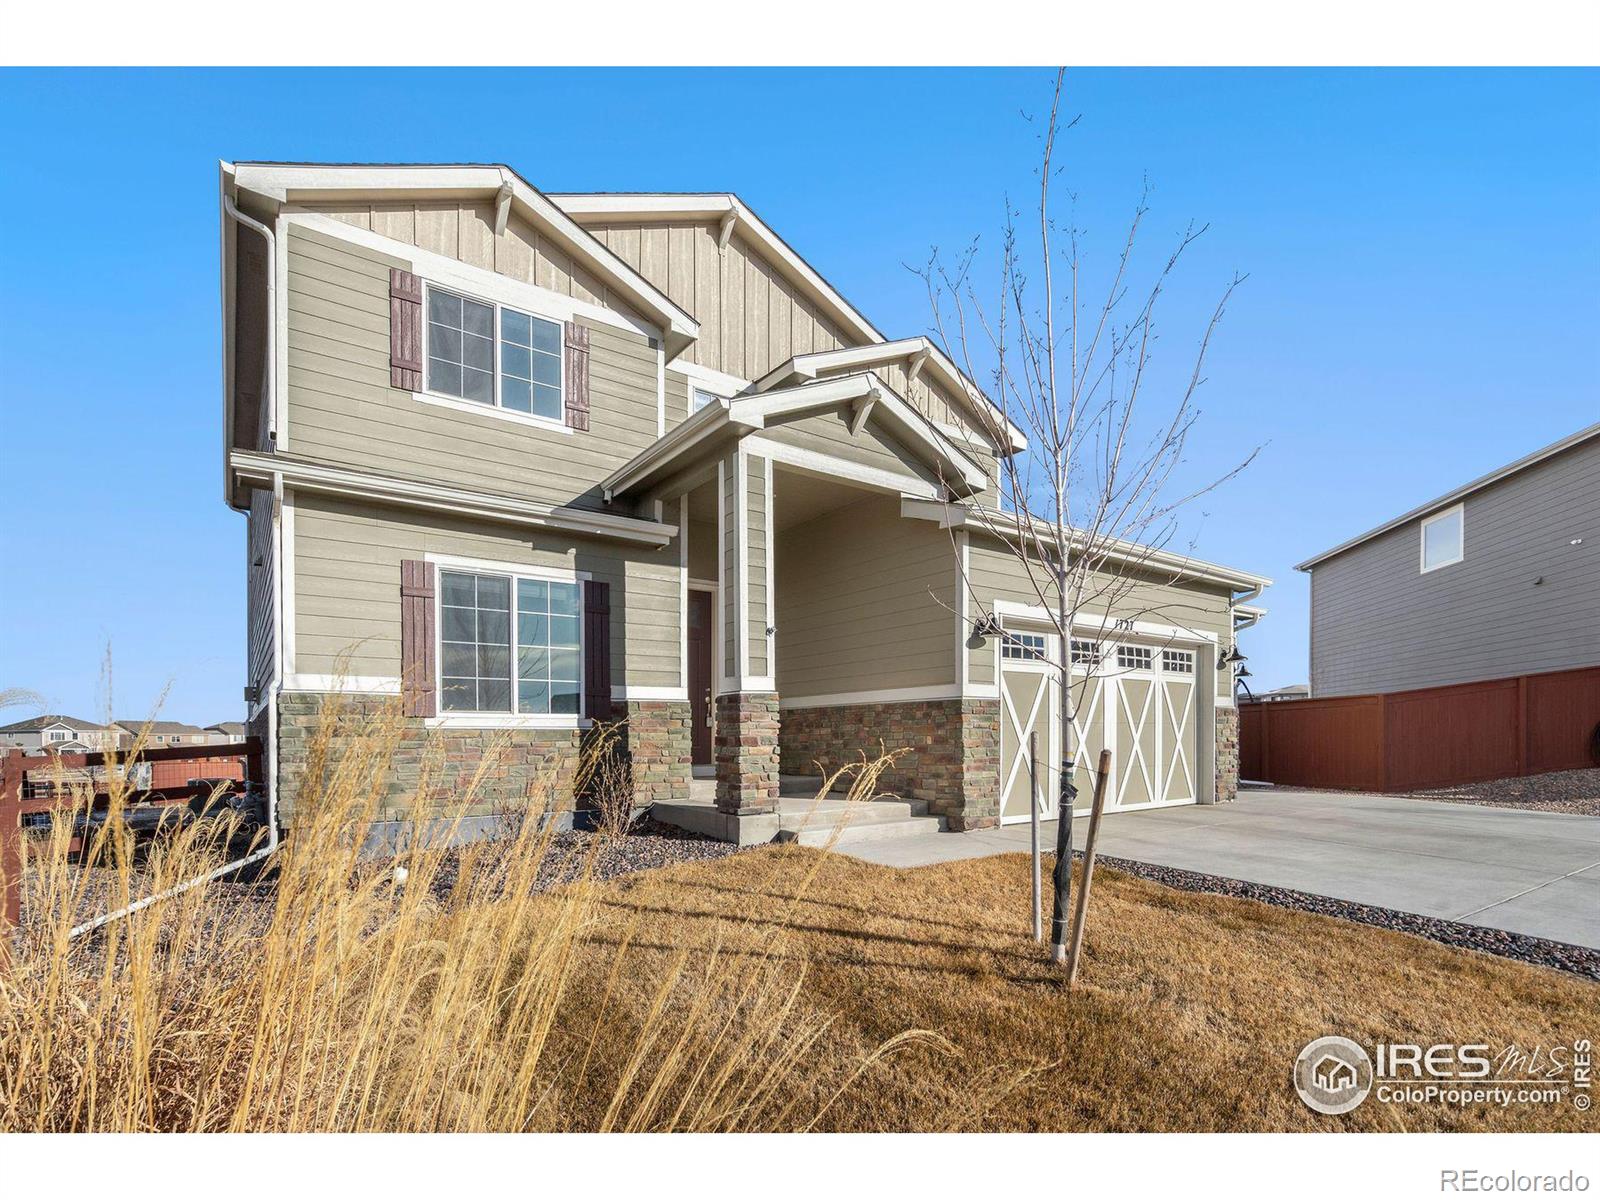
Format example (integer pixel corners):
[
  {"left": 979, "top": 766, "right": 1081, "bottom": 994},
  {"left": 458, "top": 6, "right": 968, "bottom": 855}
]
[
  {"left": 390, "top": 268, "right": 424, "bottom": 391},
  {"left": 583, "top": 579, "right": 612, "bottom": 720},
  {"left": 400, "top": 560, "right": 437, "bottom": 718},
  {"left": 564, "top": 320, "right": 591, "bottom": 431}
]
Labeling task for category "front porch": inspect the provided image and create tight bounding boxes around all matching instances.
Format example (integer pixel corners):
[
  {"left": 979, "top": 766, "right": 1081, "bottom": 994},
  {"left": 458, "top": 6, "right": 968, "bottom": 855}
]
[{"left": 655, "top": 774, "right": 946, "bottom": 847}]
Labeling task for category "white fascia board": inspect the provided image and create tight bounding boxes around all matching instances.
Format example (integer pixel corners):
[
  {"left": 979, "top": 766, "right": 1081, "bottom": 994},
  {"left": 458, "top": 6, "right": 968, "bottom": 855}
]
[
  {"left": 903, "top": 497, "right": 1273, "bottom": 592},
  {"left": 230, "top": 163, "right": 700, "bottom": 359},
  {"left": 229, "top": 451, "right": 676, "bottom": 547},
  {"left": 753, "top": 337, "right": 1028, "bottom": 455},
  {"left": 600, "top": 398, "right": 763, "bottom": 500},
  {"left": 548, "top": 191, "right": 885, "bottom": 349}
]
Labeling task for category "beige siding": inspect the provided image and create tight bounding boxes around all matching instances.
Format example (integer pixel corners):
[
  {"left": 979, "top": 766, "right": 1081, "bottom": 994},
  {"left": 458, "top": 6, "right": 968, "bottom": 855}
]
[
  {"left": 284, "top": 223, "right": 661, "bottom": 511},
  {"left": 747, "top": 455, "right": 769, "bottom": 677},
  {"left": 687, "top": 518, "right": 717, "bottom": 581},
  {"left": 663, "top": 369, "right": 691, "bottom": 434},
  {"left": 721, "top": 453, "right": 738, "bottom": 673},
  {"left": 775, "top": 494, "right": 957, "bottom": 698},
  {"left": 247, "top": 489, "right": 275, "bottom": 692},
  {"left": 587, "top": 222, "right": 857, "bottom": 381},
  {"left": 966, "top": 538, "right": 1234, "bottom": 699},
  {"left": 760, "top": 409, "right": 938, "bottom": 490},
  {"left": 300, "top": 202, "right": 643, "bottom": 326},
  {"left": 291, "top": 492, "right": 681, "bottom": 689}
]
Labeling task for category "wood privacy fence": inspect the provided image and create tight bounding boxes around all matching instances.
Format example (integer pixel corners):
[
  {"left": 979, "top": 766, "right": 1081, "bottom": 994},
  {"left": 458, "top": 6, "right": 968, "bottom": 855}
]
[
  {"left": 1, "top": 739, "right": 264, "bottom": 929},
  {"left": 1240, "top": 665, "right": 1600, "bottom": 793}
]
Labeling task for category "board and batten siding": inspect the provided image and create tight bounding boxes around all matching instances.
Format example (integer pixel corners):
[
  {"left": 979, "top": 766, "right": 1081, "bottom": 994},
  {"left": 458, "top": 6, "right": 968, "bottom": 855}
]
[
  {"left": 247, "top": 488, "right": 275, "bottom": 693},
  {"left": 291, "top": 491, "right": 682, "bottom": 690},
  {"left": 966, "top": 538, "right": 1236, "bottom": 700},
  {"left": 1309, "top": 435, "right": 1600, "bottom": 697},
  {"left": 587, "top": 222, "right": 853, "bottom": 382},
  {"left": 759, "top": 409, "right": 938, "bottom": 492},
  {"left": 775, "top": 494, "right": 957, "bottom": 699},
  {"left": 284, "top": 222, "right": 660, "bottom": 511}
]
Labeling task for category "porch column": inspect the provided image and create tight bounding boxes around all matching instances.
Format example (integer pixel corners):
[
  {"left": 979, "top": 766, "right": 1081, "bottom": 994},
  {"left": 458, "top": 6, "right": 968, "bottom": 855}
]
[{"left": 715, "top": 446, "right": 779, "bottom": 815}]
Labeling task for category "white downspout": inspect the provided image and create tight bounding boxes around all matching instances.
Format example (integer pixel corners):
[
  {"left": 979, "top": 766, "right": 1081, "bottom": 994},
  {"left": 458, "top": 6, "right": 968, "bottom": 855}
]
[{"left": 71, "top": 201, "right": 282, "bottom": 938}]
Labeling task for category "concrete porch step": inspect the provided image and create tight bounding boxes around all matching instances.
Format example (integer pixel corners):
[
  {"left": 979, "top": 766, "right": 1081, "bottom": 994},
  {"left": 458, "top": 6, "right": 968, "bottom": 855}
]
[{"left": 776, "top": 808, "right": 947, "bottom": 848}]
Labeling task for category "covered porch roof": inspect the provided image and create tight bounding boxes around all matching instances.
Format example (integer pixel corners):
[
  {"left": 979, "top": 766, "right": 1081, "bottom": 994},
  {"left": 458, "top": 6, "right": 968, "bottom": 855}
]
[{"left": 599, "top": 371, "right": 992, "bottom": 505}]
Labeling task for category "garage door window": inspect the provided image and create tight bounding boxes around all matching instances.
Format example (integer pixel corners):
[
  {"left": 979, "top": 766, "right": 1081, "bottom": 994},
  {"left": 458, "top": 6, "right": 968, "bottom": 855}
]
[
  {"left": 1002, "top": 632, "right": 1047, "bottom": 661},
  {"left": 1161, "top": 648, "right": 1194, "bottom": 674},
  {"left": 1116, "top": 645, "right": 1153, "bottom": 671}
]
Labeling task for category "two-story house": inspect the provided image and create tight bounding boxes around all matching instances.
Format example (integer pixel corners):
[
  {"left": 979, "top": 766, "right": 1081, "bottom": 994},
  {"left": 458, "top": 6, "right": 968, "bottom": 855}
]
[
  {"left": 221, "top": 162, "right": 1268, "bottom": 843},
  {"left": 1298, "top": 422, "right": 1599, "bottom": 697}
]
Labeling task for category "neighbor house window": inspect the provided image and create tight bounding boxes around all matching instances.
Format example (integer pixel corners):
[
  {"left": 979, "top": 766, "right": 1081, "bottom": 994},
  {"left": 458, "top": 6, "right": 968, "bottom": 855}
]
[
  {"left": 1002, "top": 632, "right": 1047, "bottom": 661},
  {"left": 1116, "top": 645, "right": 1153, "bottom": 671},
  {"left": 44, "top": 728, "right": 71, "bottom": 743},
  {"left": 441, "top": 569, "right": 582, "bottom": 716},
  {"left": 426, "top": 286, "right": 564, "bottom": 420},
  {"left": 1420, "top": 504, "right": 1464, "bottom": 573}
]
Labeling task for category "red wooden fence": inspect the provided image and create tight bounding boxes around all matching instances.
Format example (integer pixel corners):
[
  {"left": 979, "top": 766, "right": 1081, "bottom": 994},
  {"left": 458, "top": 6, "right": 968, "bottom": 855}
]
[
  {"left": 0, "top": 739, "right": 264, "bottom": 931},
  {"left": 1240, "top": 665, "right": 1600, "bottom": 793}
]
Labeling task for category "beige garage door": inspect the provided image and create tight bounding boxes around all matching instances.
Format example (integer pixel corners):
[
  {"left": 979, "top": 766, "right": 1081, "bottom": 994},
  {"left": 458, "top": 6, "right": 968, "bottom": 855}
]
[{"left": 998, "top": 630, "right": 1061, "bottom": 824}]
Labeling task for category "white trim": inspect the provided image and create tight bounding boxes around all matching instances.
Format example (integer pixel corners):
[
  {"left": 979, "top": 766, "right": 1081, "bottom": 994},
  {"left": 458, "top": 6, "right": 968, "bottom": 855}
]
[
  {"left": 716, "top": 457, "right": 731, "bottom": 693},
  {"left": 423, "top": 551, "right": 593, "bottom": 583},
  {"left": 763, "top": 454, "right": 774, "bottom": 681},
  {"left": 679, "top": 494, "right": 689, "bottom": 693},
  {"left": 414, "top": 390, "right": 575, "bottom": 433},
  {"left": 957, "top": 530, "right": 972, "bottom": 696},
  {"left": 989, "top": 599, "right": 1221, "bottom": 646},
  {"left": 688, "top": 580, "right": 723, "bottom": 738},
  {"left": 283, "top": 673, "right": 402, "bottom": 694},
  {"left": 744, "top": 435, "right": 941, "bottom": 501},
  {"left": 280, "top": 487, "right": 297, "bottom": 677},
  {"left": 425, "top": 713, "right": 591, "bottom": 731},
  {"left": 287, "top": 212, "right": 653, "bottom": 343},
  {"left": 230, "top": 450, "right": 676, "bottom": 547},
  {"left": 779, "top": 684, "right": 964, "bottom": 710},
  {"left": 235, "top": 166, "right": 699, "bottom": 355},
  {"left": 1419, "top": 502, "right": 1465, "bottom": 574},
  {"left": 613, "top": 685, "right": 689, "bottom": 702},
  {"left": 669, "top": 359, "right": 750, "bottom": 404},
  {"left": 656, "top": 337, "right": 667, "bottom": 438},
  {"left": 273, "top": 211, "right": 290, "bottom": 450},
  {"left": 736, "top": 448, "right": 750, "bottom": 683}
]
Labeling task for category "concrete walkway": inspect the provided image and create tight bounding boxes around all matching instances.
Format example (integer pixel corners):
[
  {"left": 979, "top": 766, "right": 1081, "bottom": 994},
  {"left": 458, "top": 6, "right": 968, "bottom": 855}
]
[{"left": 841, "top": 789, "right": 1600, "bottom": 950}]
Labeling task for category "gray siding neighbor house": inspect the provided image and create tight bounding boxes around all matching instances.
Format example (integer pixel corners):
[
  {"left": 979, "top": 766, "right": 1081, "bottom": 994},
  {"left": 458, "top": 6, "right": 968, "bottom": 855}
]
[{"left": 1297, "top": 423, "right": 1600, "bottom": 698}]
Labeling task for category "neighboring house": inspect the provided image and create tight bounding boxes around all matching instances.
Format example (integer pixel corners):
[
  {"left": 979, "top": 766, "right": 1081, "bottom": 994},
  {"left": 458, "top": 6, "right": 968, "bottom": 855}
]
[
  {"left": 1298, "top": 423, "right": 1599, "bottom": 698},
  {"left": 1246, "top": 684, "right": 1310, "bottom": 703},
  {"left": 0, "top": 715, "right": 121, "bottom": 754},
  {"left": 113, "top": 719, "right": 212, "bottom": 748},
  {"left": 205, "top": 721, "right": 247, "bottom": 743},
  {"left": 220, "top": 162, "right": 1268, "bottom": 840}
]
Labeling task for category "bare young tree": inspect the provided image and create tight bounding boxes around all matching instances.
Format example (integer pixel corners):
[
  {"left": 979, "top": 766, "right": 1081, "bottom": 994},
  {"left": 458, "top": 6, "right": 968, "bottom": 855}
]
[{"left": 914, "top": 69, "right": 1257, "bottom": 960}]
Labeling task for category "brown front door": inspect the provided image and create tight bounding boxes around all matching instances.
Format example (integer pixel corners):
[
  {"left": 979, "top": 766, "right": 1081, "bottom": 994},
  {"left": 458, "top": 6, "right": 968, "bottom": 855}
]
[{"left": 688, "top": 589, "right": 714, "bottom": 767}]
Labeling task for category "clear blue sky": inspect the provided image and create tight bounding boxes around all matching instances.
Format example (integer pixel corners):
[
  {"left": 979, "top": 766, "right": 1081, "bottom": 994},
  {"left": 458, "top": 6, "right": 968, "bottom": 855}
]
[{"left": 1, "top": 68, "right": 1596, "bottom": 723}]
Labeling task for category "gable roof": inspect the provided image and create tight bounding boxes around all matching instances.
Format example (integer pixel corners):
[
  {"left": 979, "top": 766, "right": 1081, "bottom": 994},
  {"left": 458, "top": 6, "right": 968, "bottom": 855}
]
[
  {"left": 754, "top": 338, "right": 1027, "bottom": 455},
  {"left": 0, "top": 715, "right": 111, "bottom": 734},
  {"left": 1296, "top": 420, "right": 1600, "bottom": 571},
  {"left": 114, "top": 720, "right": 207, "bottom": 738},
  {"left": 601, "top": 371, "right": 989, "bottom": 502},
  {"left": 225, "top": 162, "right": 700, "bottom": 359}
]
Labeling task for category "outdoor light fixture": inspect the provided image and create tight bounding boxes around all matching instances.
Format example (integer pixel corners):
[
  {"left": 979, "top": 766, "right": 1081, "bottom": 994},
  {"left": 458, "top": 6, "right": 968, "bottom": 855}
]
[
  {"left": 1218, "top": 647, "right": 1246, "bottom": 670},
  {"left": 968, "top": 614, "right": 1002, "bottom": 650}
]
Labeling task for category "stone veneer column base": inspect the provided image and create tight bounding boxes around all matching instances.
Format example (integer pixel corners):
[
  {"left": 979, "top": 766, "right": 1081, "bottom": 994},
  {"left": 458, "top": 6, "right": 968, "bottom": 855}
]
[
  {"left": 613, "top": 699, "right": 692, "bottom": 805},
  {"left": 1214, "top": 703, "right": 1240, "bottom": 803},
  {"left": 714, "top": 692, "right": 780, "bottom": 815},
  {"left": 777, "top": 697, "right": 1001, "bottom": 831}
]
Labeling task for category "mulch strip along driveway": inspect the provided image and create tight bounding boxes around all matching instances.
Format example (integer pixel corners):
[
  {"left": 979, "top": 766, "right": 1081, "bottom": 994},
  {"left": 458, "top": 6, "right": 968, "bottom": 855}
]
[{"left": 1089, "top": 852, "right": 1600, "bottom": 981}]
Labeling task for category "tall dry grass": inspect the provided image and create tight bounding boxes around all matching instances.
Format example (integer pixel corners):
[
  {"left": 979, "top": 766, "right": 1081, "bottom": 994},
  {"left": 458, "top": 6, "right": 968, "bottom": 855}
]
[{"left": 0, "top": 696, "right": 926, "bottom": 1132}]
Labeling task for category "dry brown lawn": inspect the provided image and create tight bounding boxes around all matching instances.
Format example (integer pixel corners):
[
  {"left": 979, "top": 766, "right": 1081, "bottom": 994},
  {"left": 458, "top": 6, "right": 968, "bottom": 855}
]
[{"left": 550, "top": 845, "right": 1599, "bottom": 1133}]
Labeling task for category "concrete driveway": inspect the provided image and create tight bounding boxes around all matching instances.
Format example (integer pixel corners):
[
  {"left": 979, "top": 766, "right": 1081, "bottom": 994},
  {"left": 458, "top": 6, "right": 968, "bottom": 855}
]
[{"left": 845, "top": 790, "right": 1600, "bottom": 950}]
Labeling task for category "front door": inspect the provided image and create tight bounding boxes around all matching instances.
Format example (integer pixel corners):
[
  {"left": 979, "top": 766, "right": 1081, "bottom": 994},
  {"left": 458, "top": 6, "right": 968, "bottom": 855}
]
[{"left": 688, "top": 589, "right": 714, "bottom": 768}]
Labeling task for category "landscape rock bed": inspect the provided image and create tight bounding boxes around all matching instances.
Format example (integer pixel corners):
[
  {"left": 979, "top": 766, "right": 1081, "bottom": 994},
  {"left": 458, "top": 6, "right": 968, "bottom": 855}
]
[
  {"left": 1090, "top": 852, "right": 1600, "bottom": 981},
  {"left": 1409, "top": 767, "right": 1600, "bottom": 816}
]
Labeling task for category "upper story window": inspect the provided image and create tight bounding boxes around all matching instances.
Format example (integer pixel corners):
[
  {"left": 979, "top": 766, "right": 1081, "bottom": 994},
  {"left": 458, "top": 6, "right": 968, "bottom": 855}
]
[
  {"left": 692, "top": 387, "right": 722, "bottom": 414},
  {"left": 426, "top": 286, "right": 564, "bottom": 422},
  {"left": 1420, "top": 504, "right": 1464, "bottom": 573},
  {"left": 441, "top": 569, "right": 582, "bottom": 717},
  {"left": 44, "top": 728, "right": 72, "bottom": 744}
]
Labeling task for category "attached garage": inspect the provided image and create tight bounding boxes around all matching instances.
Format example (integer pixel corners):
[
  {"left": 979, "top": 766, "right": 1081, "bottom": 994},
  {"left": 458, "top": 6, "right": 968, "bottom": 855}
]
[{"left": 994, "top": 618, "right": 1219, "bottom": 824}]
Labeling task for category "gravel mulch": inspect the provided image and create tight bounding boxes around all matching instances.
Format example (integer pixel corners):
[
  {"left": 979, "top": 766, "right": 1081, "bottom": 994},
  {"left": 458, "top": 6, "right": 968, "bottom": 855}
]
[
  {"left": 1408, "top": 767, "right": 1600, "bottom": 816},
  {"left": 1088, "top": 852, "right": 1600, "bottom": 981}
]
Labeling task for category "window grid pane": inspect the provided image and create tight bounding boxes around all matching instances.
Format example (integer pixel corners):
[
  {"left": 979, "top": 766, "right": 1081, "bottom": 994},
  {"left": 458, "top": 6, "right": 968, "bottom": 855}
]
[
  {"left": 1161, "top": 648, "right": 1194, "bottom": 674},
  {"left": 1002, "top": 632, "right": 1046, "bottom": 661},
  {"left": 428, "top": 288, "right": 496, "bottom": 404},
  {"left": 1116, "top": 645, "right": 1154, "bottom": 671},
  {"left": 500, "top": 306, "right": 562, "bottom": 419},
  {"left": 440, "top": 570, "right": 514, "bottom": 713},
  {"left": 516, "top": 578, "right": 583, "bottom": 715}
]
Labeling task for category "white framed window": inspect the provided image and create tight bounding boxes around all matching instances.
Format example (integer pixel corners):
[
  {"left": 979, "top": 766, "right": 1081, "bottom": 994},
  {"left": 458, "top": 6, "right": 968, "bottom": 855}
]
[
  {"left": 1420, "top": 504, "right": 1464, "bottom": 573},
  {"left": 440, "top": 568, "right": 582, "bottom": 717},
  {"left": 1002, "top": 632, "right": 1047, "bottom": 661},
  {"left": 1070, "top": 639, "right": 1102, "bottom": 668},
  {"left": 1116, "top": 644, "right": 1153, "bottom": 671},
  {"left": 1161, "top": 648, "right": 1195, "bottom": 674},
  {"left": 691, "top": 387, "right": 722, "bottom": 414},
  {"left": 44, "top": 728, "right": 72, "bottom": 744},
  {"left": 425, "top": 285, "right": 564, "bottom": 423}
]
